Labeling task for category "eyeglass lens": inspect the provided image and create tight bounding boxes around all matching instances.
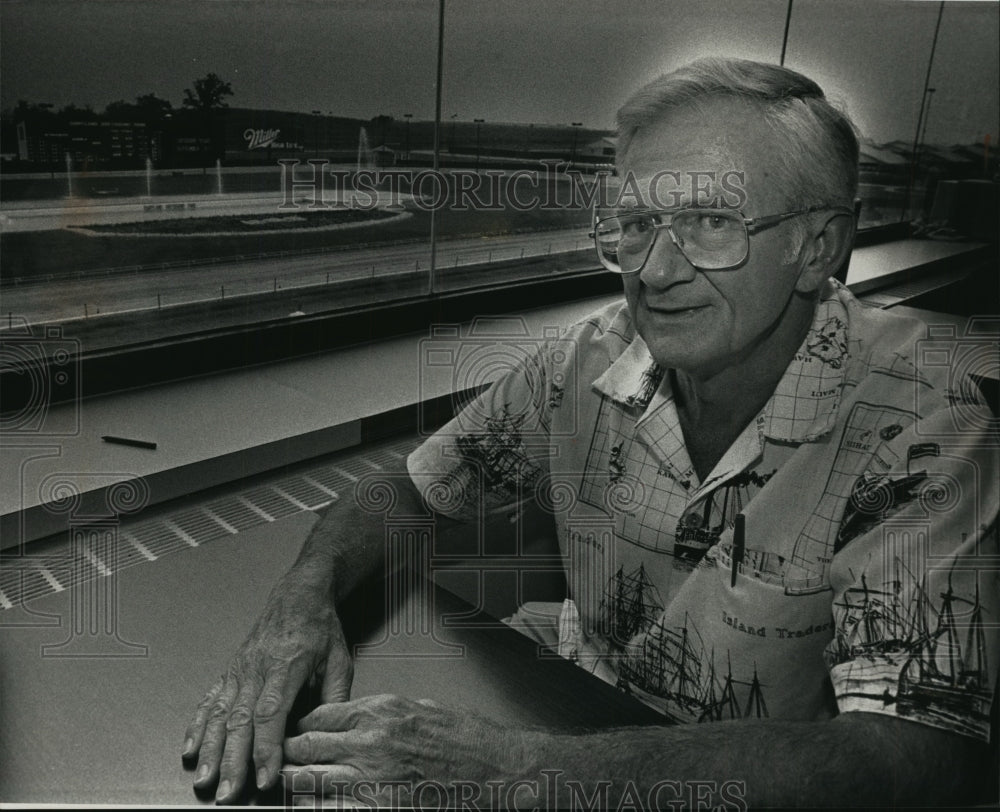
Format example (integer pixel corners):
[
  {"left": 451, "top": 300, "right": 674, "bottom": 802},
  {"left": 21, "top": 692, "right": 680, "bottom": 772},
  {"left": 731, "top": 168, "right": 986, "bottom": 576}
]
[{"left": 595, "top": 210, "right": 749, "bottom": 272}]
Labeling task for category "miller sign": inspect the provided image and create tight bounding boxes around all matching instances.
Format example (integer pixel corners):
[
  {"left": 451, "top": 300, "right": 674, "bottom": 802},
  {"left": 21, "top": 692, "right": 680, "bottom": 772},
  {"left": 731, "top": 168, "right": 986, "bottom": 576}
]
[{"left": 244, "top": 128, "right": 281, "bottom": 150}]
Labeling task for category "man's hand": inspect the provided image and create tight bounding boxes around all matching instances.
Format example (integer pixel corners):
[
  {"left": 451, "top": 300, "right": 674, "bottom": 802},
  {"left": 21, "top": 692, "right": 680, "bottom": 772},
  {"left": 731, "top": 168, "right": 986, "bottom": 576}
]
[
  {"left": 281, "top": 695, "right": 527, "bottom": 806},
  {"left": 181, "top": 577, "right": 354, "bottom": 803}
]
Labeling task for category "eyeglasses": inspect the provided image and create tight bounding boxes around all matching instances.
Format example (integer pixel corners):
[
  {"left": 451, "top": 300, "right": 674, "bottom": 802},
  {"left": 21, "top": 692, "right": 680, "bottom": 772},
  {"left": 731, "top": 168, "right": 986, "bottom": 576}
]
[{"left": 590, "top": 205, "right": 854, "bottom": 273}]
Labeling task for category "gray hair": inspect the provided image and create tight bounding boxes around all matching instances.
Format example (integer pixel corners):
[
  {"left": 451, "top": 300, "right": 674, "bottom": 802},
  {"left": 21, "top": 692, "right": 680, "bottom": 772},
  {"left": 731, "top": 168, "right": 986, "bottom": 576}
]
[{"left": 616, "top": 57, "right": 860, "bottom": 212}]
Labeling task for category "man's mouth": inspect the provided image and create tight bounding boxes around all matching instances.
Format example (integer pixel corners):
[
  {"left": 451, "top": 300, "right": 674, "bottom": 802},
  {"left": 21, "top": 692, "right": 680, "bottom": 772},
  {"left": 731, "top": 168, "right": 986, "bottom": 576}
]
[{"left": 643, "top": 302, "right": 708, "bottom": 315}]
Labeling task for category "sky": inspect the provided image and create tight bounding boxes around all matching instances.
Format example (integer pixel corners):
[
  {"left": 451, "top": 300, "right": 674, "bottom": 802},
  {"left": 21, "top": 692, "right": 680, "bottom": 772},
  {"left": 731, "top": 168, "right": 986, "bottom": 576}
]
[{"left": 1, "top": 0, "right": 997, "bottom": 145}]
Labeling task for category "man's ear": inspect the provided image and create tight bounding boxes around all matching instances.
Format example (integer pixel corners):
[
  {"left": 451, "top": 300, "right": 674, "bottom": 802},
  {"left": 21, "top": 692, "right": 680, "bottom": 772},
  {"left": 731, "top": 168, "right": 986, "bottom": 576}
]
[{"left": 794, "top": 212, "right": 856, "bottom": 293}]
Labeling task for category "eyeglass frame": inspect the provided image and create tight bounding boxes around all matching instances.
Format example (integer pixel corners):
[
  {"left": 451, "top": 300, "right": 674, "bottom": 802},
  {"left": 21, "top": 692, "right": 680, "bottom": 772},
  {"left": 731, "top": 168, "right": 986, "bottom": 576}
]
[{"left": 590, "top": 204, "right": 857, "bottom": 273}]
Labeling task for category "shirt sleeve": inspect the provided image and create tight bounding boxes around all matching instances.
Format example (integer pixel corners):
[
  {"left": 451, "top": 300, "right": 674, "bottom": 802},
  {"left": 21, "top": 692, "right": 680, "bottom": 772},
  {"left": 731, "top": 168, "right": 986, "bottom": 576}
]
[
  {"left": 826, "top": 401, "right": 1000, "bottom": 741},
  {"left": 406, "top": 339, "right": 559, "bottom": 523}
]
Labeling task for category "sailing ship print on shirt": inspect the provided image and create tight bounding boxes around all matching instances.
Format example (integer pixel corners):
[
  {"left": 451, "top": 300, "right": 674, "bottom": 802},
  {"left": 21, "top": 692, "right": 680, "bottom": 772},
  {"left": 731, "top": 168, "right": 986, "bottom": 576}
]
[
  {"left": 674, "top": 468, "right": 777, "bottom": 569},
  {"left": 602, "top": 565, "right": 770, "bottom": 724},
  {"left": 453, "top": 406, "right": 542, "bottom": 502},
  {"left": 836, "top": 442, "right": 942, "bottom": 552},
  {"left": 603, "top": 564, "right": 664, "bottom": 646},
  {"left": 828, "top": 558, "right": 993, "bottom": 738}
]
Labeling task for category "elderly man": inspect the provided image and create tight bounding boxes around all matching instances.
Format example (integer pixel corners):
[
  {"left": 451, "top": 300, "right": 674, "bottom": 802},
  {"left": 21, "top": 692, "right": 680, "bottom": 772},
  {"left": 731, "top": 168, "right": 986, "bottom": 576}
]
[{"left": 184, "top": 58, "right": 998, "bottom": 807}]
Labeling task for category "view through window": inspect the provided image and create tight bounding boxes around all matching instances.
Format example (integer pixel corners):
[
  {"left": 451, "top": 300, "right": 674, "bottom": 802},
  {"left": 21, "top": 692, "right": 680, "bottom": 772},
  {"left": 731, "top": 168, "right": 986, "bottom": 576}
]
[{"left": 0, "top": 0, "right": 997, "bottom": 361}]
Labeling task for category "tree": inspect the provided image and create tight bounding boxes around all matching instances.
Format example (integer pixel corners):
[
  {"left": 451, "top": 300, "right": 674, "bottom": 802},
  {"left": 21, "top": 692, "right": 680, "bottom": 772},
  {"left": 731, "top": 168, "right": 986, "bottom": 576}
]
[
  {"left": 370, "top": 114, "right": 394, "bottom": 147},
  {"left": 181, "top": 74, "right": 232, "bottom": 164},
  {"left": 59, "top": 103, "right": 98, "bottom": 120},
  {"left": 12, "top": 100, "right": 56, "bottom": 118},
  {"left": 105, "top": 95, "right": 173, "bottom": 122},
  {"left": 182, "top": 73, "right": 234, "bottom": 113},
  {"left": 105, "top": 99, "right": 139, "bottom": 119},
  {"left": 135, "top": 93, "right": 174, "bottom": 120}
]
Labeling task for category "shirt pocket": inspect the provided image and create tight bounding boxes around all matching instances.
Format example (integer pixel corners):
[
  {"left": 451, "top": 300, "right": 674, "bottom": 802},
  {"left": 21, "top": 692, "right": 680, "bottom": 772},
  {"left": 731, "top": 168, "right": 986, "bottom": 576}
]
[{"left": 643, "top": 550, "right": 838, "bottom": 721}]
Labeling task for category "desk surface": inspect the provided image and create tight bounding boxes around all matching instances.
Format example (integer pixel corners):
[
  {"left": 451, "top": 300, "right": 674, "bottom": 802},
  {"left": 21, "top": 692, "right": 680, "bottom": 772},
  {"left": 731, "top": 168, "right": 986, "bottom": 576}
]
[{"left": 0, "top": 510, "right": 661, "bottom": 806}]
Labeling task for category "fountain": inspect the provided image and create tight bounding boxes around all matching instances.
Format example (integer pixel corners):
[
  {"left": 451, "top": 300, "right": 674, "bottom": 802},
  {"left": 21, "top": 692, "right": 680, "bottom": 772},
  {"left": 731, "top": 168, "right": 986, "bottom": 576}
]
[
  {"left": 65, "top": 152, "right": 73, "bottom": 198},
  {"left": 145, "top": 157, "right": 153, "bottom": 197},
  {"left": 356, "top": 127, "right": 374, "bottom": 173},
  {"left": 215, "top": 158, "right": 223, "bottom": 195}
]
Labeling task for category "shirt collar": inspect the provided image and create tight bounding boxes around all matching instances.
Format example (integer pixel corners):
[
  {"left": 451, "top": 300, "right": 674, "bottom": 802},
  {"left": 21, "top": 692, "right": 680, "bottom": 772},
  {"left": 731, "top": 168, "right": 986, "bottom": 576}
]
[
  {"left": 591, "top": 331, "right": 664, "bottom": 412},
  {"left": 590, "top": 280, "right": 851, "bottom": 443},
  {"left": 759, "top": 281, "right": 851, "bottom": 442}
]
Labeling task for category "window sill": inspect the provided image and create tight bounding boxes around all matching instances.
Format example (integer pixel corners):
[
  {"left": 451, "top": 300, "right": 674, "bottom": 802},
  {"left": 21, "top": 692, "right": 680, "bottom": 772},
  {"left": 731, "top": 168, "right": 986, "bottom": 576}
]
[{"left": 1, "top": 237, "right": 991, "bottom": 548}]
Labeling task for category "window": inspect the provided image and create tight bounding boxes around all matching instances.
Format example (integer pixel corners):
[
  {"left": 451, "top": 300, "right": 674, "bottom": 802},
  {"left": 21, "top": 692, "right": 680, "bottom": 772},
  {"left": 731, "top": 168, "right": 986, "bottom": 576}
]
[{"left": 1, "top": 0, "right": 997, "bottom": 397}]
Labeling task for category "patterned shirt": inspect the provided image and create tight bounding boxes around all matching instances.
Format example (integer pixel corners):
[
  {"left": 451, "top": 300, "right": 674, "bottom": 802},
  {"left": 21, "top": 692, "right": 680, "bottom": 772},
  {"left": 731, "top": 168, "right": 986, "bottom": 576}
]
[{"left": 407, "top": 279, "right": 999, "bottom": 741}]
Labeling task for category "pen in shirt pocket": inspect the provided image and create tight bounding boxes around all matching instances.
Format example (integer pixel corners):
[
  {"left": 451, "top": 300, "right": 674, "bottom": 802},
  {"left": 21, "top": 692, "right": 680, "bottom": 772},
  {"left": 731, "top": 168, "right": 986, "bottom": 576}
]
[{"left": 731, "top": 513, "right": 746, "bottom": 588}]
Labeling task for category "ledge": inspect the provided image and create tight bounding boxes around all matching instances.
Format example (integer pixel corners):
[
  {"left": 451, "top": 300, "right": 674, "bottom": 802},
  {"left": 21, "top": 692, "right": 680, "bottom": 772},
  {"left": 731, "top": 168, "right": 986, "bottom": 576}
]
[{"left": 0, "top": 293, "right": 621, "bottom": 548}]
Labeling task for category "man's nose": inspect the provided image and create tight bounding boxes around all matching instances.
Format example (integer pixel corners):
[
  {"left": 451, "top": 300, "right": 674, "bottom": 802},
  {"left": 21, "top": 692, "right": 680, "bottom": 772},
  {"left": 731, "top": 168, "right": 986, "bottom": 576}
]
[{"left": 638, "top": 227, "right": 698, "bottom": 289}]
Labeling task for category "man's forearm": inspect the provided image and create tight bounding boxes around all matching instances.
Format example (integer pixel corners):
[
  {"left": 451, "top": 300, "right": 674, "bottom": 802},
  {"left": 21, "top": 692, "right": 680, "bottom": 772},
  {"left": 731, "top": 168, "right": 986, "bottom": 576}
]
[
  {"left": 280, "top": 462, "right": 456, "bottom": 603},
  {"left": 512, "top": 713, "right": 985, "bottom": 808},
  {"left": 283, "top": 494, "right": 393, "bottom": 602}
]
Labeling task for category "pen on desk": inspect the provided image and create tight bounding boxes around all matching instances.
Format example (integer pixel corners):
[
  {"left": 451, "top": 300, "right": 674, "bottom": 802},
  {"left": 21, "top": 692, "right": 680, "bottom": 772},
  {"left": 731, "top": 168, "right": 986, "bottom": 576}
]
[
  {"left": 102, "top": 435, "right": 157, "bottom": 450},
  {"left": 731, "top": 513, "right": 745, "bottom": 588}
]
